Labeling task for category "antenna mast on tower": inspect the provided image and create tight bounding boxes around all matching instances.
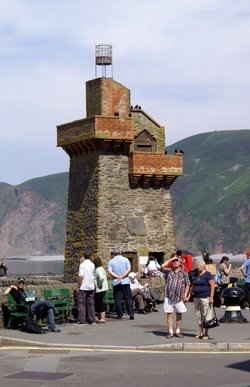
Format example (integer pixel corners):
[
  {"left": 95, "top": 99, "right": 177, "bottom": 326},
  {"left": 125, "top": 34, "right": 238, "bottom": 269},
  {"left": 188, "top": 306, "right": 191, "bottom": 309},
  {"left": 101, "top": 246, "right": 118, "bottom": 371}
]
[{"left": 95, "top": 44, "right": 113, "bottom": 78}]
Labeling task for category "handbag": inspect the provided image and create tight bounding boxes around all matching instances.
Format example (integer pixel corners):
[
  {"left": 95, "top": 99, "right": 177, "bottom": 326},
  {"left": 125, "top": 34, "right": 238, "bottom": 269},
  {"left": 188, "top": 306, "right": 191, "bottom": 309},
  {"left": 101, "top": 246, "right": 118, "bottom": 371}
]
[{"left": 203, "top": 304, "right": 220, "bottom": 329}]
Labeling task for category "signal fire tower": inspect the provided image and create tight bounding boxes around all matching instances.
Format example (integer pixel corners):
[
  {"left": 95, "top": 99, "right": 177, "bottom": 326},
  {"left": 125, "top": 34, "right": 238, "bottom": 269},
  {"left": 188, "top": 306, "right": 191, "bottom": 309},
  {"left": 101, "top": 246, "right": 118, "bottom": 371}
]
[{"left": 57, "top": 45, "right": 183, "bottom": 281}]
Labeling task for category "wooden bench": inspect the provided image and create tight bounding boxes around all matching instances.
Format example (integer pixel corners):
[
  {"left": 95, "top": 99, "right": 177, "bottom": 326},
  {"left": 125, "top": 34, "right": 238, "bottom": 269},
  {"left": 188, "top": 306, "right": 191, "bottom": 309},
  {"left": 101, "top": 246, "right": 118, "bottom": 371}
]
[
  {"left": 6, "top": 294, "right": 29, "bottom": 328},
  {"left": 43, "top": 288, "right": 76, "bottom": 323}
]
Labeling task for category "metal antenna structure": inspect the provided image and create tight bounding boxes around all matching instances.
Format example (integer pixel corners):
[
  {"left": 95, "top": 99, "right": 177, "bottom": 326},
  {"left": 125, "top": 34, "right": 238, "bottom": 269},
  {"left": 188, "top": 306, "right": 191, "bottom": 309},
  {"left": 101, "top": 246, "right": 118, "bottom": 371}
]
[{"left": 95, "top": 44, "right": 113, "bottom": 78}]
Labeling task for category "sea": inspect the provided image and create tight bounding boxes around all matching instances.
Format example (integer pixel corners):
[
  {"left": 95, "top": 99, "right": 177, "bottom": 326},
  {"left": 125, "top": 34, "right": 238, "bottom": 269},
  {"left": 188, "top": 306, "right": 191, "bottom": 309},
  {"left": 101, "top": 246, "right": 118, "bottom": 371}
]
[
  {"left": 2, "top": 253, "right": 247, "bottom": 276},
  {"left": 2, "top": 255, "right": 65, "bottom": 275},
  {"left": 193, "top": 253, "right": 246, "bottom": 270}
]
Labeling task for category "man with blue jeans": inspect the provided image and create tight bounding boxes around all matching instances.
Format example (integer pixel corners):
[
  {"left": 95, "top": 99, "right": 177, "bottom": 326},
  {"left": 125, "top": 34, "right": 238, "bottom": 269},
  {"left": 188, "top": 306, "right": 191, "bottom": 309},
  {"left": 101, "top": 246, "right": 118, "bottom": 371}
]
[
  {"left": 30, "top": 299, "right": 59, "bottom": 331},
  {"left": 4, "top": 277, "right": 61, "bottom": 332},
  {"left": 108, "top": 249, "right": 134, "bottom": 320},
  {"left": 240, "top": 251, "right": 250, "bottom": 309}
]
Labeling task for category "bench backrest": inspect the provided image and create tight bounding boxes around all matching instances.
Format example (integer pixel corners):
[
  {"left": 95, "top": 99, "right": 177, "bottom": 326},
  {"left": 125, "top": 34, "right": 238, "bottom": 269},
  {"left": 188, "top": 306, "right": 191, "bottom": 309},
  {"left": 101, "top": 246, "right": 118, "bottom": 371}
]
[
  {"left": 7, "top": 293, "right": 29, "bottom": 315},
  {"left": 43, "top": 288, "right": 71, "bottom": 302},
  {"left": 7, "top": 294, "right": 17, "bottom": 312}
]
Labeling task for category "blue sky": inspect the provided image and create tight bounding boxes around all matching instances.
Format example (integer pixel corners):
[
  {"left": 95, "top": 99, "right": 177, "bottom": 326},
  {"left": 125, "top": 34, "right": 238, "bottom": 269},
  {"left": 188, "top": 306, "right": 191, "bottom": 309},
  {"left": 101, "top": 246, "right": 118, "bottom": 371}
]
[{"left": 0, "top": 0, "right": 250, "bottom": 184}]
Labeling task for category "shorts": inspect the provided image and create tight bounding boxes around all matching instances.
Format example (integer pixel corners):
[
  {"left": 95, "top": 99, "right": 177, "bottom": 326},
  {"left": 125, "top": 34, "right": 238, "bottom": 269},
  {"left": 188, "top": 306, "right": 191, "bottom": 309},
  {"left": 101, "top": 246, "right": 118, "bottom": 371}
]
[{"left": 163, "top": 297, "right": 187, "bottom": 313}]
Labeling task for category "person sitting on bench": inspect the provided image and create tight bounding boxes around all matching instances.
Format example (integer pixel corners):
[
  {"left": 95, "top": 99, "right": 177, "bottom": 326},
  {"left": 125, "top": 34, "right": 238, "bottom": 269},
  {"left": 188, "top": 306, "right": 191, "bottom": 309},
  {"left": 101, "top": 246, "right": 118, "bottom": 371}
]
[{"left": 4, "top": 277, "right": 61, "bottom": 332}]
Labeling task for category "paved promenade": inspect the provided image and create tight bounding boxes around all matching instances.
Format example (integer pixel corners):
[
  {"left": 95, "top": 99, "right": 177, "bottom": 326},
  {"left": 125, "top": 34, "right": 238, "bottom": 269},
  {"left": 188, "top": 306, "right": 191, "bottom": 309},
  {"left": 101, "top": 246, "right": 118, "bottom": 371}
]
[{"left": 0, "top": 305, "right": 249, "bottom": 352}]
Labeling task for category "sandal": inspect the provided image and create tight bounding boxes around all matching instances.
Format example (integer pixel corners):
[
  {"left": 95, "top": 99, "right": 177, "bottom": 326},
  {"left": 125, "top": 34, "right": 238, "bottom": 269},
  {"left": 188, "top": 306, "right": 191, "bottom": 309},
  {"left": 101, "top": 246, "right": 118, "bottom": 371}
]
[
  {"left": 201, "top": 335, "right": 209, "bottom": 340},
  {"left": 175, "top": 332, "right": 184, "bottom": 338},
  {"left": 195, "top": 335, "right": 203, "bottom": 339},
  {"left": 166, "top": 332, "right": 174, "bottom": 339}
]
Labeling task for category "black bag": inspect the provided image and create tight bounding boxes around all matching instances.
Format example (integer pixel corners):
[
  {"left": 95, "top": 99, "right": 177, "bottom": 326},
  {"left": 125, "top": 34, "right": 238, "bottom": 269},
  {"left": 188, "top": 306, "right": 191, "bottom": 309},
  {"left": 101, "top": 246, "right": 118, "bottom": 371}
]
[
  {"left": 203, "top": 304, "right": 220, "bottom": 329},
  {"left": 1, "top": 304, "right": 10, "bottom": 327},
  {"left": 22, "top": 316, "right": 46, "bottom": 334}
]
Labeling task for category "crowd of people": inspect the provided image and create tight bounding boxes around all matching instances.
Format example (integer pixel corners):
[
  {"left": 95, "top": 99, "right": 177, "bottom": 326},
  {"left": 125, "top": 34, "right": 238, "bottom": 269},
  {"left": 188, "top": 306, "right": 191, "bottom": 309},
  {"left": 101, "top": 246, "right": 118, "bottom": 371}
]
[
  {"left": 160, "top": 250, "right": 250, "bottom": 339},
  {"left": 2, "top": 250, "right": 250, "bottom": 340},
  {"left": 58, "top": 248, "right": 250, "bottom": 339},
  {"left": 73, "top": 249, "right": 161, "bottom": 325}
]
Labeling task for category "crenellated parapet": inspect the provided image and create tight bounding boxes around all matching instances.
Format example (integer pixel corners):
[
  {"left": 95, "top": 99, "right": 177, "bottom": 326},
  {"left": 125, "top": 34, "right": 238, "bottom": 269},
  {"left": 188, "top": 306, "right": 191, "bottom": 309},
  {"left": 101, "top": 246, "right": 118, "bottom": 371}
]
[{"left": 128, "top": 152, "right": 183, "bottom": 188}]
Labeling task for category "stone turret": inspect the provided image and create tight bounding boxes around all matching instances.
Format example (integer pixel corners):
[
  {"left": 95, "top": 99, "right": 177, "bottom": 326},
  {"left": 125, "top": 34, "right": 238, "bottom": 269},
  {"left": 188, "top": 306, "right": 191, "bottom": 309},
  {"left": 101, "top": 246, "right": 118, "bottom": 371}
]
[{"left": 57, "top": 73, "right": 183, "bottom": 282}]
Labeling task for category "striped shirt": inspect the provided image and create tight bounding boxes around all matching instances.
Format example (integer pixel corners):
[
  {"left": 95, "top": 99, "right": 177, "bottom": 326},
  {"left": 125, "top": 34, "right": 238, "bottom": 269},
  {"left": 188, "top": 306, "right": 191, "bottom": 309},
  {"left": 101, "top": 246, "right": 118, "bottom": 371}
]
[{"left": 165, "top": 269, "right": 190, "bottom": 302}]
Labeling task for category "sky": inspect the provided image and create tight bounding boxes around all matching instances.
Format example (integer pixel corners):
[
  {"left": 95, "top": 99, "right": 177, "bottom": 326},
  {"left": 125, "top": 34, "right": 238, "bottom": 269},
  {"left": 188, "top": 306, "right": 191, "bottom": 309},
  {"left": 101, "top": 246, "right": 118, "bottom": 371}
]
[{"left": 0, "top": 0, "right": 250, "bottom": 185}]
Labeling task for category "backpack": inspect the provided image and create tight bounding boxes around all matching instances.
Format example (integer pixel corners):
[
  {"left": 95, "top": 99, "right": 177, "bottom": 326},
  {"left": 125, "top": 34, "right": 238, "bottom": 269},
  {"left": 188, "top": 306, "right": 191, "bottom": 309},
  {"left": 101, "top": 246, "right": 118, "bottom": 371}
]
[{"left": 22, "top": 316, "right": 46, "bottom": 334}]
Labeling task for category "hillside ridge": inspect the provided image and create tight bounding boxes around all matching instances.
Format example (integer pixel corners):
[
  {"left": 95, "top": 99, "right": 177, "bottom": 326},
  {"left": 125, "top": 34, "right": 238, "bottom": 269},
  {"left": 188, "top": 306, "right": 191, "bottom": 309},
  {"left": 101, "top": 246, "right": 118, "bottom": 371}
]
[{"left": 0, "top": 130, "right": 249, "bottom": 256}]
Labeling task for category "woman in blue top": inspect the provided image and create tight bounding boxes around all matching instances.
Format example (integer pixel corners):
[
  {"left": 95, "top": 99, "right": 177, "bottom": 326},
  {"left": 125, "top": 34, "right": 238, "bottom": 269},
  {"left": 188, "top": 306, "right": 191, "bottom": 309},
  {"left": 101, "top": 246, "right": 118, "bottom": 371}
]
[
  {"left": 240, "top": 251, "right": 250, "bottom": 309},
  {"left": 189, "top": 260, "right": 215, "bottom": 340}
]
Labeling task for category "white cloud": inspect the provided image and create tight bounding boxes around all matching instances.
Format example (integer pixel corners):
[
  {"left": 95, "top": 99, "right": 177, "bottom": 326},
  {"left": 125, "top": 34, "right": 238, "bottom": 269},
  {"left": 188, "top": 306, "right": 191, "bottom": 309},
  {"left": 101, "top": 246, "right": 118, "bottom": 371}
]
[{"left": 0, "top": 0, "right": 250, "bottom": 183}]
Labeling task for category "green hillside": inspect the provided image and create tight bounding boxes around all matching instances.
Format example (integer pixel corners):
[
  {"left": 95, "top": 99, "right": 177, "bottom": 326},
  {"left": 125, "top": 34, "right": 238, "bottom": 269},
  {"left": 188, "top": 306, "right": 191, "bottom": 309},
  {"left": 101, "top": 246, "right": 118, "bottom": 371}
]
[
  {"left": 18, "top": 172, "right": 68, "bottom": 205},
  {"left": 0, "top": 130, "right": 249, "bottom": 256},
  {"left": 168, "top": 130, "right": 250, "bottom": 254}
]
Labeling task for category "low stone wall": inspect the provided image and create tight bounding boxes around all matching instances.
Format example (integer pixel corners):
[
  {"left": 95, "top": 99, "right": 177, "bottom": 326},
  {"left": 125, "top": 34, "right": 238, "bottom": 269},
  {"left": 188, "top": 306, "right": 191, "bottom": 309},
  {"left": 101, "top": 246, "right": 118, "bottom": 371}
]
[{"left": 140, "top": 276, "right": 165, "bottom": 301}]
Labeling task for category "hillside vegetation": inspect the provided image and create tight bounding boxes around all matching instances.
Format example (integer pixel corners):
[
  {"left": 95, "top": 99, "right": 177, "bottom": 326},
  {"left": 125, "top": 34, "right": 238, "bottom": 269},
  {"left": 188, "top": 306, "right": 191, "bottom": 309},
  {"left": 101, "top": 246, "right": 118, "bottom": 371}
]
[
  {"left": 0, "top": 173, "right": 68, "bottom": 257},
  {"left": 168, "top": 130, "right": 250, "bottom": 254},
  {"left": 0, "top": 130, "right": 249, "bottom": 257}
]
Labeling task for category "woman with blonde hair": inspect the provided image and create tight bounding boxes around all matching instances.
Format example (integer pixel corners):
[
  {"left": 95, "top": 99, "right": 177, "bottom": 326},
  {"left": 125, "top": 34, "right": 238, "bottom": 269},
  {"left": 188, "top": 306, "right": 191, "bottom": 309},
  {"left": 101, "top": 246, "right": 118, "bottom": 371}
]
[{"left": 188, "top": 260, "right": 215, "bottom": 340}]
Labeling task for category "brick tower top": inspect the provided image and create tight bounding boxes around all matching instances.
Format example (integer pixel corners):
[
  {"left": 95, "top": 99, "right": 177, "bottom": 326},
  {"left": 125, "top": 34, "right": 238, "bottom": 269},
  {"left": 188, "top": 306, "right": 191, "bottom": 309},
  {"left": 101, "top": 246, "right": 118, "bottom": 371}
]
[
  {"left": 86, "top": 78, "right": 130, "bottom": 118},
  {"left": 57, "top": 44, "right": 183, "bottom": 189}
]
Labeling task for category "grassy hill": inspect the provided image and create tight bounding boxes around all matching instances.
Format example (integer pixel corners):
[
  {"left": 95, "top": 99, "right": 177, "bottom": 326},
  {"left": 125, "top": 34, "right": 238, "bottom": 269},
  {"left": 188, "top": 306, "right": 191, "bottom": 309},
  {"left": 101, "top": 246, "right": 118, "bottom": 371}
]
[
  {"left": 0, "top": 130, "right": 249, "bottom": 256},
  {"left": 168, "top": 130, "right": 250, "bottom": 254},
  {"left": 18, "top": 172, "right": 68, "bottom": 205}
]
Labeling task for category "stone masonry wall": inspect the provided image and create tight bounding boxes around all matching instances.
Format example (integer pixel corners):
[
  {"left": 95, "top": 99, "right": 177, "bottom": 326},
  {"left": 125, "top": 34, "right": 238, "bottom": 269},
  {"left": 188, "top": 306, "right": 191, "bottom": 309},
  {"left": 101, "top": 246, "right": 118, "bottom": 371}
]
[
  {"left": 97, "top": 154, "right": 176, "bottom": 267},
  {"left": 64, "top": 152, "right": 99, "bottom": 282},
  {"left": 132, "top": 112, "right": 165, "bottom": 153}
]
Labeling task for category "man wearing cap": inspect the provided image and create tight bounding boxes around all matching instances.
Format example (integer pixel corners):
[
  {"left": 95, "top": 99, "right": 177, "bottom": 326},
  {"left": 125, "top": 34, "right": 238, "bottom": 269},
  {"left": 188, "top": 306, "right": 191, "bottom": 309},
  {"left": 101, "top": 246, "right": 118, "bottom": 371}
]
[
  {"left": 161, "top": 256, "right": 190, "bottom": 338},
  {"left": 108, "top": 249, "right": 134, "bottom": 320},
  {"left": 240, "top": 251, "right": 250, "bottom": 309},
  {"left": 4, "top": 277, "right": 61, "bottom": 332}
]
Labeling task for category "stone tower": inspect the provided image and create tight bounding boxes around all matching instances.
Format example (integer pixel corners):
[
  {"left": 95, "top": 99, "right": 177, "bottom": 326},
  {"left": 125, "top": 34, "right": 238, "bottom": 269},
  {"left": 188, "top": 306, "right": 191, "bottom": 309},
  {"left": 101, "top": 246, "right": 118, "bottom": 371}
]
[{"left": 57, "top": 50, "right": 183, "bottom": 281}]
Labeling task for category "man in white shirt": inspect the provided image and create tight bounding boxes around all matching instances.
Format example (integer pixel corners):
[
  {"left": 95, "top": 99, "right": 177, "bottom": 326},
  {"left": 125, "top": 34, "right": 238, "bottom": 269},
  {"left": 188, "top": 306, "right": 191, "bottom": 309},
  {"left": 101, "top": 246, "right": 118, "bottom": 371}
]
[
  {"left": 74, "top": 253, "right": 96, "bottom": 325},
  {"left": 129, "top": 272, "right": 149, "bottom": 314}
]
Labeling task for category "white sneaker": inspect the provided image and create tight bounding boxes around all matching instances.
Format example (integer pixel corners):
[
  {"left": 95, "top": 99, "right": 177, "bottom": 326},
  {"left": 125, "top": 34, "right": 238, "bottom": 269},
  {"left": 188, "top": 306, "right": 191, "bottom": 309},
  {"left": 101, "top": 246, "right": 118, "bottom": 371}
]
[{"left": 73, "top": 322, "right": 86, "bottom": 326}]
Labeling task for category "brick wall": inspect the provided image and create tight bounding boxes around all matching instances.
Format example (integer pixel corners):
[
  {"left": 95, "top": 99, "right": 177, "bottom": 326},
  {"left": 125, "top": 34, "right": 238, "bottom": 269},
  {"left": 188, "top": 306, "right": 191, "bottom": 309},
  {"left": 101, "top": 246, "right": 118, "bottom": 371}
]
[
  {"left": 128, "top": 153, "right": 183, "bottom": 175},
  {"left": 86, "top": 78, "right": 130, "bottom": 118}
]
